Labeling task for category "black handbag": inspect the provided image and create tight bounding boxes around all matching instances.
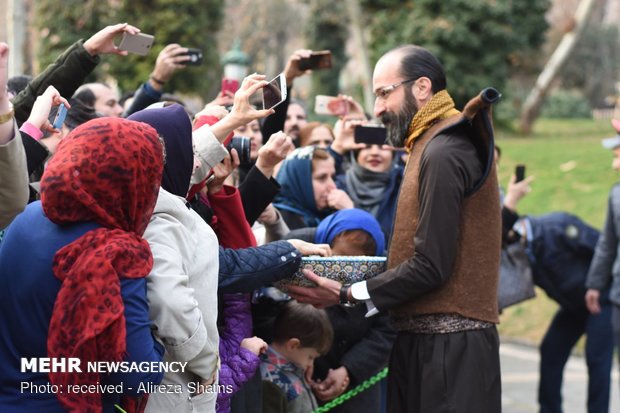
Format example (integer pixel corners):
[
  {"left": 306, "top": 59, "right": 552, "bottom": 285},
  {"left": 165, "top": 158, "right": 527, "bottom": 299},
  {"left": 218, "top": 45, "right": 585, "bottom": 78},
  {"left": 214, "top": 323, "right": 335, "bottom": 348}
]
[{"left": 498, "top": 241, "right": 536, "bottom": 310}]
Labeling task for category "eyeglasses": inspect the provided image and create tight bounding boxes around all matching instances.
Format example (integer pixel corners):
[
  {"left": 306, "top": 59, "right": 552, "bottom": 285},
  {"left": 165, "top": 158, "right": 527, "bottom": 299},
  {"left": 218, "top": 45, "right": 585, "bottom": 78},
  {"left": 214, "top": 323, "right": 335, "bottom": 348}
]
[{"left": 374, "top": 78, "right": 418, "bottom": 100}]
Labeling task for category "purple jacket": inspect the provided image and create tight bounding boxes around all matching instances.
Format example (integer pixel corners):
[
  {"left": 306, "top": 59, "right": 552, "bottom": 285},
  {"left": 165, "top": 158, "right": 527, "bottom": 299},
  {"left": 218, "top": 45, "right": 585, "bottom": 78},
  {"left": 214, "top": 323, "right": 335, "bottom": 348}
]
[{"left": 216, "top": 293, "right": 261, "bottom": 413}]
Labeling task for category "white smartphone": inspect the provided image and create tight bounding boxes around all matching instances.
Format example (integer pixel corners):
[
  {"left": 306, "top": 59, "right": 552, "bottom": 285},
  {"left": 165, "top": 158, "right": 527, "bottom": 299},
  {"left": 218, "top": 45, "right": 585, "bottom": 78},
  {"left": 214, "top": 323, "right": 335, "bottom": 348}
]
[
  {"left": 262, "top": 73, "right": 287, "bottom": 110},
  {"left": 118, "top": 32, "right": 155, "bottom": 56}
]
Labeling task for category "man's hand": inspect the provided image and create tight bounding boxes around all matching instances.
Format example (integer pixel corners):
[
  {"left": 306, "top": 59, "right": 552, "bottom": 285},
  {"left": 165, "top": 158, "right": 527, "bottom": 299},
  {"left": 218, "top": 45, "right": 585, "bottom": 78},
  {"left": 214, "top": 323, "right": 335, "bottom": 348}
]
[
  {"left": 327, "top": 189, "right": 354, "bottom": 210},
  {"left": 312, "top": 366, "right": 350, "bottom": 401},
  {"left": 255, "top": 131, "right": 294, "bottom": 178},
  {"left": 241, "top": 336, "right": 268, "bottom": 356},
  {"left": 585, "top": 289, "right": 601, "bottom": 314},
  {"left": 83, "top": 23, "right": 141, "bottom": 56},
  {"left": 283, "top": 49, "right": 313, "bottom": 86},
  {"left": 150, "top": 44, "right": 190, "bottom": 89},
  {"left": 26, "top": 86, "right": 71, "bottom": 133},
  {"left": 287, "top": 270, "right": 341, "bottom": 308},
  {"left": 286, "top": 240, "right": 332, "bottom": 257}
]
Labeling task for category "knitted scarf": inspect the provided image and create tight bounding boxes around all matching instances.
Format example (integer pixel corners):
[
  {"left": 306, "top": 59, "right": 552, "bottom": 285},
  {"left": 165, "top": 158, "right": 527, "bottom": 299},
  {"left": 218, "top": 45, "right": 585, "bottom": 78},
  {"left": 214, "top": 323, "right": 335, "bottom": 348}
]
[
  {"left": 405, "top": 89, "right": 460, "bottom": 152},
  {"left": 41, "top": 118, "right": 164, "bottom": 413}
]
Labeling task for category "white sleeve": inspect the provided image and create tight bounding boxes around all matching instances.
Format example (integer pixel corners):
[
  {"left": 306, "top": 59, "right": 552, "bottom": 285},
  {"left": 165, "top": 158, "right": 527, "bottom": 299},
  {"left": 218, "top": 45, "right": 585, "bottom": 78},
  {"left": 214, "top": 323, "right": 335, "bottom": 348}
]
[
  {"left": 192, "top": 124, "right": 229, "bottom": 183},
  {"left": 144, "top": 208, "right": 207, "bottom": 364},
  {"left": 351, "top": 281, "right": 379, "bottom": 317},
  {"left": 0, "top": 122, "right": 28, "bottom": 229}
]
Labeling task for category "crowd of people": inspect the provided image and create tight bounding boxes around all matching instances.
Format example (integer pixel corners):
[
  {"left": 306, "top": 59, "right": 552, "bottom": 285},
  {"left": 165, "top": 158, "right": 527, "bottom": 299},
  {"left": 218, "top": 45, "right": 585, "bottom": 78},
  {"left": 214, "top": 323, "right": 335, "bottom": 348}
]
[{"left": 1, "top": 21, "right": 620, "bottom": 413}]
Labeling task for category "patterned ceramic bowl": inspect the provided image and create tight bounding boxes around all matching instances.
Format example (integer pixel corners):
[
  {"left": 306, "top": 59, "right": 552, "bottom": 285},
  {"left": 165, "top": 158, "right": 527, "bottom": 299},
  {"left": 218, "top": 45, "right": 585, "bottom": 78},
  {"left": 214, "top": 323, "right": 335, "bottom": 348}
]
[{"left": 275, "top": 256, "right": 387, "bottom": 291}]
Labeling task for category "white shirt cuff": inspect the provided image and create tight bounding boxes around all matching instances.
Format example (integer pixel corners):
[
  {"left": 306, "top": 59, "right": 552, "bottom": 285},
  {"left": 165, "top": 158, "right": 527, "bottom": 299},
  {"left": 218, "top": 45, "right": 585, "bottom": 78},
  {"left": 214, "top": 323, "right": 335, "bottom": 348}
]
[{"left": 351, "top": 281, "right": 379, "bottom": 318}]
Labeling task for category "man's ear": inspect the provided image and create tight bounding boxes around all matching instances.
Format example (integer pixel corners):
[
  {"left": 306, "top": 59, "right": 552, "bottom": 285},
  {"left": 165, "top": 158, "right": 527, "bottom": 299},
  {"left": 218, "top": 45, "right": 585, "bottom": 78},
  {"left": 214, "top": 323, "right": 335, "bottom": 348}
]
[
  {"left": 412, "top": 77, "right": 432, "bottom": 103},
  {"left": 286, "top": 338, "right": 301, "bottom": 351}
]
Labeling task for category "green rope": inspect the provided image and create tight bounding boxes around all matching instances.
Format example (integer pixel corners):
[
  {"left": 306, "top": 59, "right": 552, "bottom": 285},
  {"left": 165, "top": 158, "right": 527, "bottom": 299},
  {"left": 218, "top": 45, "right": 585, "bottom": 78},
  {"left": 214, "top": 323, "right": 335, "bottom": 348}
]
[
  {"left": 312, "top": 367, "right": 388, "bottom": 413},
  {"left": 114, "top": 404, "right": 128, "bottom": 413}
]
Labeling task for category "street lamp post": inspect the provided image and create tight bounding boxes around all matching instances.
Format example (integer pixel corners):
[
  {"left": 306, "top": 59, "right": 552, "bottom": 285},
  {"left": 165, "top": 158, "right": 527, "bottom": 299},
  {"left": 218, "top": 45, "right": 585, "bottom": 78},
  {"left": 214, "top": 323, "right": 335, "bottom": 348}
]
[{"left": 221, "top": 39, "right": 250, "bottom": 83}]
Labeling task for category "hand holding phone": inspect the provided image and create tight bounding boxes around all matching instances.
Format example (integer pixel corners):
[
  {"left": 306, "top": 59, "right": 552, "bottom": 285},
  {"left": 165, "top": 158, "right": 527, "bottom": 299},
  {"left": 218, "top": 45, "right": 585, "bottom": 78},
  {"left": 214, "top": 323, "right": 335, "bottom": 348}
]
[
  {"left": 354, "top": 125, "right": 387, "bottom": 146},
  {"left": 315, "top": 95, "right": 348, "bottom": 117},
  {"left": 515, "top": 165, "right": 526, "bottom": 183},
  {"left": 184, "top": 48, "right": 203, "bottom": 66},
  {"left": 298, "top": 50, "right": 332, "bottom": 71},
  {"left": 262, "top": 74, "right": 287, "bottom": 110},
  {"left": 117, "top": 32, "right": 154, "bottom": 56}
]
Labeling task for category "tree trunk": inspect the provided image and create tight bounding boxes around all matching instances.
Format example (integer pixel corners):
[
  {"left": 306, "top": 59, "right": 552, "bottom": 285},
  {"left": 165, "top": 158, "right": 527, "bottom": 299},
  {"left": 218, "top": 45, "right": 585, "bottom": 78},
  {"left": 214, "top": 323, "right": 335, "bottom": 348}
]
[
  {"left": 344, "top": 0, "right": 374, "bottom": 114},
  {"left": 519, "top": 0, "right": 598, "bottom": 135}
]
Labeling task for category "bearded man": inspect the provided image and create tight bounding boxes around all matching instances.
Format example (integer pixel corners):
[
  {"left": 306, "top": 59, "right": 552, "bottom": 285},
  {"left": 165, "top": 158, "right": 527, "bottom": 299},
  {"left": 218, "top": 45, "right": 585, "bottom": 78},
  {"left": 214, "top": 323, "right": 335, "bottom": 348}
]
[{"left": 288, "top": 45, "right": 503, "bottom": 412}]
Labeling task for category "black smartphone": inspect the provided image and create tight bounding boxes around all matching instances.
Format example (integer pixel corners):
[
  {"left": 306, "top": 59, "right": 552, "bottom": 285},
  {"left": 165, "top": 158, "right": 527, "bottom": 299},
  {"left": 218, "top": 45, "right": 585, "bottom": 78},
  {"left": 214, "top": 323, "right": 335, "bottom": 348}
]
[
  {"left": 298, "top": 51, "right": 332, "bottom": 71},
  {"left": 515, "top": 164, "right": 526, "bottom": 182},
  {"left": 185, "top": 48, "right": 203, "bottom": 66},
  {"left": 354, "top": 125, "right": 387, "bottom": 146}
]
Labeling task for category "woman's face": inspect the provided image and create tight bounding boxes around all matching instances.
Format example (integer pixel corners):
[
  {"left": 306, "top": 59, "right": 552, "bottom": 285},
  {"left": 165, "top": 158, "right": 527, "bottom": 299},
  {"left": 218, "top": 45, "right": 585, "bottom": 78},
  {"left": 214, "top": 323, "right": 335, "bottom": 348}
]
[
  {"left": 307, "top": 126, "right": 334, "bottom": 148},
  {"left": 312, "top": 157, "right": 337, "bottom": 210},
  {"left": 234, "top": 119, "right": 263, "bottom": 160},
  {"left": 357, "top": 144, "right": 394, "bottom": 173}
]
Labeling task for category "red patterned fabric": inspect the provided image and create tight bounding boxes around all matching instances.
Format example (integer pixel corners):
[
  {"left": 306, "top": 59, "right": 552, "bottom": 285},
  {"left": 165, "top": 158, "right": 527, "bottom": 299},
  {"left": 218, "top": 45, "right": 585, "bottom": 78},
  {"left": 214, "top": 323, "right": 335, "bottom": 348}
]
[{"left": 40, "top": 118, "right": 164, "bottom": 413}]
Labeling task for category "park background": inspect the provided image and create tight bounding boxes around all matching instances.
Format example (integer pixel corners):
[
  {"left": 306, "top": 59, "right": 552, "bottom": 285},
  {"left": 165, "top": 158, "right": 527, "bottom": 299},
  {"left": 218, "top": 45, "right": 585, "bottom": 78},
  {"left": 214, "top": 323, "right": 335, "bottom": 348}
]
[{"left": 3, "top": 0, "right": 620, "bottom": 347}]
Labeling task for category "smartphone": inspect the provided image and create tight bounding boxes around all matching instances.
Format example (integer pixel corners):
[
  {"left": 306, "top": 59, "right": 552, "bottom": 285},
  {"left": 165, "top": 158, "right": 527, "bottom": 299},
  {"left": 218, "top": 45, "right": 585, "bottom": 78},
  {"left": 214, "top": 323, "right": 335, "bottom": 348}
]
[
  {"left": 52, "top": 103, "right": 67, "bottom": 129},
  {"left": 117, "top": 32, "right": 155, "bottom": 56},
  {"left": 221, "top": 78, "right": 240, "bottom": 95},
  {"left": 354, "top": 125, "right": 387, "bottom": 146},
  {"left": 262, "top": 73, "right": 287, "bottom": 110},
  {"left": 298, "top": 50, "right": 332, "bottom": 71},
  {"left": 515, "top": 164, "right": 526, "bottom": 183},
  {"left": 185, "top": 48, "right": 203, "bottom": 66},
  {"left": 315, "top": 95, "right": 348, "bottom": 117}
]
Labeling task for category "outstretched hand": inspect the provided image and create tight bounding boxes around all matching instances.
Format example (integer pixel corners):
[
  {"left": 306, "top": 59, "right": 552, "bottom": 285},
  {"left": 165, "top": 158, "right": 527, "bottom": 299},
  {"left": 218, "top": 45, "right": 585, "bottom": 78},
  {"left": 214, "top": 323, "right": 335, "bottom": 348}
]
[
  {"left": 27, "top": 86, "right": 71, "bottom": 133},
  {"left": 284, "top": 49, "right": 313, "bottom": 85},
  {"left": 229, "top": 74, "right": 275, "bottom": 124},
  {"left": 207, "top": 150, "right": 240, "bottom": 194},
  {"left": 255, "top": 131, "right": 295, "bottom": 178},
  {"left": 287, "top": 270, "right": 341, "bottom": 309},
  {"left": 286, "top": 240, "right": 332, "bottom": 257},
  {"left": 83, "top": 23, "right": 141, "bottom": 56}
]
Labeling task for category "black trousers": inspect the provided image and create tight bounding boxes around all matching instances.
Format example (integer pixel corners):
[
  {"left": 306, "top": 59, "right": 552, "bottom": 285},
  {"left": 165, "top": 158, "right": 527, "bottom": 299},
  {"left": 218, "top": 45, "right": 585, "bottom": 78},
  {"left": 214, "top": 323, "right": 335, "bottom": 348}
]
[{"left": 387, "top": 326, "right": 501, "bottom": 413}]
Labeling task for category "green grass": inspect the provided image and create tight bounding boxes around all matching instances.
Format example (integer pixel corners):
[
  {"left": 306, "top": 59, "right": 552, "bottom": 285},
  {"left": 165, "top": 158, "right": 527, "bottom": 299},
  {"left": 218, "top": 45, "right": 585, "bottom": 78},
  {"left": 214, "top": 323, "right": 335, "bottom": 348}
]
[{"left": 495, "top": 118, "right": 618, "bottom": 347}]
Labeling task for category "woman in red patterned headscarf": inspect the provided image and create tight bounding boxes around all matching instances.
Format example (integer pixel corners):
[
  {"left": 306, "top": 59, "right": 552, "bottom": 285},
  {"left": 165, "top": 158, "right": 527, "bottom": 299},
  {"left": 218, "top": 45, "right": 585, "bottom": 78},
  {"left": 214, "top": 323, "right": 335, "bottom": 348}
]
[{"left": 0, "top": 117, "right": 165, "bottom": 413}]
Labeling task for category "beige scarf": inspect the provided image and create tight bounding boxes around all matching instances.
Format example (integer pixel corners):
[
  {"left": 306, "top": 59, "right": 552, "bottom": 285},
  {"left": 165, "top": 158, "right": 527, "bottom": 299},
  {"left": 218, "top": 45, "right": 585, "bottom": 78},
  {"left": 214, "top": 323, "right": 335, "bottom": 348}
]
[{"left": 405, "top": 89, "right": 460, "bottom": 153}]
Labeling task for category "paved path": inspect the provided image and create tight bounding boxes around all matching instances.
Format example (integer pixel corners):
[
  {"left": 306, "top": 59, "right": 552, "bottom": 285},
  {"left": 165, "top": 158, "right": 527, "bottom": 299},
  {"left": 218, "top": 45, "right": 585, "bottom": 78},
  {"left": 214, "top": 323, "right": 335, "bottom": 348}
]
[{"left": 501, "top": 341, "right": 619, "bottom": 412}]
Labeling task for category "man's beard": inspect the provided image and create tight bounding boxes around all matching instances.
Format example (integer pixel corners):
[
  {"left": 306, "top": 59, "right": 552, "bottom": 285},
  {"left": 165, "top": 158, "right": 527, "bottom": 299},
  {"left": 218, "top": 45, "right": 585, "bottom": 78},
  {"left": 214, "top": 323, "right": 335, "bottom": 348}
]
[{"left": 381, "top": 89, "right": 418, "bottom": 147}]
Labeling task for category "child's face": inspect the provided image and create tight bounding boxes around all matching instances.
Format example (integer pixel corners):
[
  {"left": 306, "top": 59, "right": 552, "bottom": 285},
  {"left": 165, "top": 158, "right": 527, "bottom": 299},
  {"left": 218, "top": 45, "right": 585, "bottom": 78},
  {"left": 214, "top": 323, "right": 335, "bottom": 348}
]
[
  {"left": 613, "top": 148, "right": 620, "bottom": 172},
  {"left": 288, "top": 346, "right": 321, "bottom": 371}
]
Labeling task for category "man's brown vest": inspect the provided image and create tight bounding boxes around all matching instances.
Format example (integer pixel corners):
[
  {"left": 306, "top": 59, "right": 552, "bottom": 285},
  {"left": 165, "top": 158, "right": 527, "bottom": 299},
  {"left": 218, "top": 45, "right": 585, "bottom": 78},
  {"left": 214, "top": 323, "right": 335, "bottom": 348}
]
[{"left": 382, "top": 91, "right": 501, "bottom": 324}]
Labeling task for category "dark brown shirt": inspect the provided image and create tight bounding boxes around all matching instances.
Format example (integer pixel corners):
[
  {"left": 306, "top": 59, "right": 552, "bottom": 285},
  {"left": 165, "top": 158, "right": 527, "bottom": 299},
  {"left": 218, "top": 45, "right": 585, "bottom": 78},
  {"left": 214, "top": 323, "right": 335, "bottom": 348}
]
[{"left": 367, "top": 129, "right": 482, "bottom": 310}]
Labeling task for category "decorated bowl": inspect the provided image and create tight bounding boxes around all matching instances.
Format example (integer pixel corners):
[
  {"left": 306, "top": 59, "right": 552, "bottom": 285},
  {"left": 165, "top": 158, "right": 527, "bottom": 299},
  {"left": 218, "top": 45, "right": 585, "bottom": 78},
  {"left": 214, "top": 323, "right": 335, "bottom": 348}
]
[{"left": 275, "top": 256, "right": 387, "bottom": 291}]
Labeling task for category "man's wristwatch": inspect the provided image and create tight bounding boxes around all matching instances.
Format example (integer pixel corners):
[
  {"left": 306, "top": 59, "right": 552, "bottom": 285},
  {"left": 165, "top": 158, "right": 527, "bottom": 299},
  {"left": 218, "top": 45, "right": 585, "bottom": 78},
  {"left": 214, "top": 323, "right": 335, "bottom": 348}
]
[{"left": 339, "top": 284, "right": 356, "bottom": 307}]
